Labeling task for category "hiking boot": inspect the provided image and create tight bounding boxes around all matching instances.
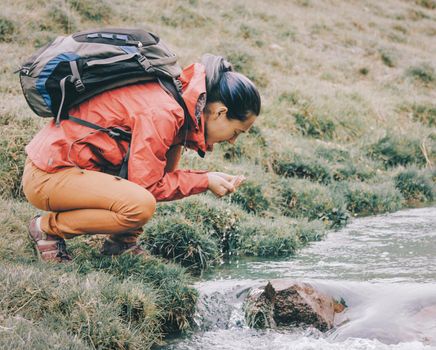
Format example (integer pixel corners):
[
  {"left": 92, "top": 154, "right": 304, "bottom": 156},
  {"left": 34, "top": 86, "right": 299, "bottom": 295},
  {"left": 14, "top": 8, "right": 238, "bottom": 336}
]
[
  {"left": 100, "top": 238, "right": 149, "bottom": 257},
  {"left": 28, "top": 215, "right": 72, "bottom": 263}
]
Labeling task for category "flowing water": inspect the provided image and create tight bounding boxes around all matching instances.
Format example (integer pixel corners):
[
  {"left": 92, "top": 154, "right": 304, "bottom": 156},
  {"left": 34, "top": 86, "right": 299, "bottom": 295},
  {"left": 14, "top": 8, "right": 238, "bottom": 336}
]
[{"left": 160, "top": 207, "right": 436, "bottom": 350}]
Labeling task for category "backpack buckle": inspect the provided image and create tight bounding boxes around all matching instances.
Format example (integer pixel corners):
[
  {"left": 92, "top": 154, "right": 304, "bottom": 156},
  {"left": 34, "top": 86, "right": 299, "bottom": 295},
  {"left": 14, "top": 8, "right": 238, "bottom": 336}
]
[
  {"left": 74, "top": 79, "right": 85, "bottom": 93},
  {"left": 174, "top": 78, "right": 183, "bottom": 93},
  {"left": 108, "top": 130, "right": 120, "bottom": 138},
  {"left": 137, "top": 55, "right": 151, "bottom": 71}
]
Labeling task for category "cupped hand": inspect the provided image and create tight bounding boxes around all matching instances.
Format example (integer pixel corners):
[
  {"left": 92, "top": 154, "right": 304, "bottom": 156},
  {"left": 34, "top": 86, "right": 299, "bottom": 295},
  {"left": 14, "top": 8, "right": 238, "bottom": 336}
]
[{"left": 209, "top": 172, "right": 246, "bottom": 190}]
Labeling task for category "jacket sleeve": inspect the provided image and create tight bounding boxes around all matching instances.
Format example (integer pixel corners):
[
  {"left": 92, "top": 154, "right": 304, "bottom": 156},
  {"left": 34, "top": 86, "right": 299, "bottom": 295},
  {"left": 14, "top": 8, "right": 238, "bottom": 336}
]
[{"left": 127, "top": 106, "right": 209, "bottom": 202}]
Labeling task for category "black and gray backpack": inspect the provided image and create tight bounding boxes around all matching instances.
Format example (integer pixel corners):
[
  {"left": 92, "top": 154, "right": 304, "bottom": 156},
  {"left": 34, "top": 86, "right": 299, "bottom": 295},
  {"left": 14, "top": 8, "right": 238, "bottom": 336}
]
[{"left": 18, "top": 27, "right": 191, "bottom": 178}]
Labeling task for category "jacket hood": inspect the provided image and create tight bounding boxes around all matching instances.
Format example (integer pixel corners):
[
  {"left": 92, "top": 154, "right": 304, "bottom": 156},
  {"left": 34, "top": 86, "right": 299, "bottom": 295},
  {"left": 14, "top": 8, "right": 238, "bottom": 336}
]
[{"left": 179, "top": 63, "right": 212, "bottom": 157}]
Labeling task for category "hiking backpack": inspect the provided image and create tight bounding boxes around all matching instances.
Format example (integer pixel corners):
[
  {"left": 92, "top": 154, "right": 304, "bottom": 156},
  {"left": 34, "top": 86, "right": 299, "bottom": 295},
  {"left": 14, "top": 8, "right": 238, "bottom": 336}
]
[{"left": 18, "top": 27, "right": 191, "bottom": 178}]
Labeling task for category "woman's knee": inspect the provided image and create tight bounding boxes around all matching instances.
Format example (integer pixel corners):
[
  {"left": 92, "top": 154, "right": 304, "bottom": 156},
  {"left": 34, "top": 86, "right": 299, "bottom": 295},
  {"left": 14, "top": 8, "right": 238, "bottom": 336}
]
[
  {"left": 136, "top": 191, "right": 156, "bottom": 225},
  {"left": 121, "top": 190, "right": 156, "bottom": 228}
]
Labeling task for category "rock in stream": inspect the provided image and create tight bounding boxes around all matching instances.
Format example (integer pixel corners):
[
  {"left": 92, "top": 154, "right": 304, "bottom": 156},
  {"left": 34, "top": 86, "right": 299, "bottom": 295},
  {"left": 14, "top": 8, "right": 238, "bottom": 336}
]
[{"left": 244, "top": 280, "right": 346, "bottom": 331}]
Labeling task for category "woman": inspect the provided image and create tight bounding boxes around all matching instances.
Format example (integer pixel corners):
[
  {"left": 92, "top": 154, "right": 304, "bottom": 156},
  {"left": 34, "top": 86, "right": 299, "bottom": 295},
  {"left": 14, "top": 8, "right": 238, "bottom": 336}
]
[{"left": 22, "top": 54, "right": 261, "bottom": 263}]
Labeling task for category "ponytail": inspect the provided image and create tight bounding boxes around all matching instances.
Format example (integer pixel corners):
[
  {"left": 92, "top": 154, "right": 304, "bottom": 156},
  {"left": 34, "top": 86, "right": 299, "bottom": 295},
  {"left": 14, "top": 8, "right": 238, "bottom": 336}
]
[{"left": 201, "top": 54, "right": 261, "bottom": 121}]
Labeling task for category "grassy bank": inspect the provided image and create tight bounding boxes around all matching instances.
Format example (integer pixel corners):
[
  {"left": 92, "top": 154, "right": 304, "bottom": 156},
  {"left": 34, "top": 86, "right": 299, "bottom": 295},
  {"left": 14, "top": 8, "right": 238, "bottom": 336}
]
[{"left": 0, "top": 0, "right": 435, "bottom": 348}]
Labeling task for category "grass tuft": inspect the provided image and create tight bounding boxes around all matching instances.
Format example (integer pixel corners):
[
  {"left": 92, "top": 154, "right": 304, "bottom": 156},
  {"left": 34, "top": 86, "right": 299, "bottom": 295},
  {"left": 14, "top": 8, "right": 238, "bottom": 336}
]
[
  {"left": 144, "top": 215, "right": 220, "bottom": 272},
  {"left": 406, "top": 63, "right": 435, "bottom": 84},
  {"left": 294, "top": 108, "right": 336, "bottom": 140},
  {"left": 0, "top": 116, "right": 40, "bottom": 198},
  {"left": 343, "top": 181, "right": 403, "bottom": 215},
  {"left": 0, "top": 17, "right": 15, "bottom": 42},
  {"left": 415, "top": 0, "right": 436, "bottom": 9},
  {"left": 379, "top": 48, "right": 396, "bottom": 67},
  {"left": 238, "top": 217, "right": 325, "bottom": 257},
  {"left": 403, "top": 103, "right": 436, "bottom": 127},
  {"left": 277, "top": 178, "right": 349, "bottom": 229},
  {"left": 394, "top": 168, "right": 434, "bottom": 203},
  {"left": 366, "top": 134, "right": 427, "bottom": 169},
  {"left": 66, "top": 0, "right": 113, "bottom": 22},
  {"left": 273, "top": 155, "right": 332, "bottom": 184},
  {"left": 156, "top": 196, "right": 245, "bottom": 255},
  {"left": 161, "top": 6, "right": 210, "bottom": 28},
  {"left": 230, "top": 180, "right": 270, "bottom": 214}
]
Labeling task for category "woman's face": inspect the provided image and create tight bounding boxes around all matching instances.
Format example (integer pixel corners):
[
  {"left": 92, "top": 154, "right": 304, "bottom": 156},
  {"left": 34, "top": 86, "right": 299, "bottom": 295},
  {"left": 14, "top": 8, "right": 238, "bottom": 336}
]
[{"left": 203, "top": 102, "right": 256, "bottom": 147}]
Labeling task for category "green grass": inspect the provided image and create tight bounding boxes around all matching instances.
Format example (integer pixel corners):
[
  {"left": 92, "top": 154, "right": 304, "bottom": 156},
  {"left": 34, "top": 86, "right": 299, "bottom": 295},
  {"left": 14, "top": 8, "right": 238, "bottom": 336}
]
[
  {"left": 0, "top": 17, "right": 15, "bottom": 42},
  {"left": 406, "top": 63, "right": 435, "bottom": 84},
  {"left": 277, "top": 178, "right": 349, "bottom": 229},
  {"left": 366, "top": 134, "right": 427, "bottom": 169},
  {"left": 394, "top": 167, "right": 434, "bottom": 203},
  {"left": 238, "top": 217, "right": 325, "bottom": 257},
  {"left": 343, "top": 180, "right": 404, "bottom": 215},
  {"left": 402, "top": 103, "right": 436, "bottom": 127},
  {"left": 144, "top": 214, "right": 220, "bottom": 272},
  {"left": 230, "top": 180, "right": 270, "bottom": 214},
  {"left": 0, "top": 263, "right": 161, "bottom": 349}
]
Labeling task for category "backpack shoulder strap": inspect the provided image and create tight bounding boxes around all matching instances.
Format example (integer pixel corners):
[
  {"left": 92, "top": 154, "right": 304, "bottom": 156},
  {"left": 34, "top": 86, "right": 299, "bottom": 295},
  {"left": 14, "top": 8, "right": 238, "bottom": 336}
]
[{"left": 158, "top": 77, "right": 192, "bottom": 125}]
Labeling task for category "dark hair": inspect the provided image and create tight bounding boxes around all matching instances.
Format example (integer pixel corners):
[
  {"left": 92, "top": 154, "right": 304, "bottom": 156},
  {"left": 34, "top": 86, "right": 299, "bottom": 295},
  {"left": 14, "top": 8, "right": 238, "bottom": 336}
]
[{"left": 201, "top": 54, "right": 261, "bottom": 121}]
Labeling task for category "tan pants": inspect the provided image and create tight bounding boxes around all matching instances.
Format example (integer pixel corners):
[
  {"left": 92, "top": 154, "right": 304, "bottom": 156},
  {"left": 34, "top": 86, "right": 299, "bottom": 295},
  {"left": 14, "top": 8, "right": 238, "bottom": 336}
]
[{"left": 22, "top": 158, "right": 156, "bottom": 243}]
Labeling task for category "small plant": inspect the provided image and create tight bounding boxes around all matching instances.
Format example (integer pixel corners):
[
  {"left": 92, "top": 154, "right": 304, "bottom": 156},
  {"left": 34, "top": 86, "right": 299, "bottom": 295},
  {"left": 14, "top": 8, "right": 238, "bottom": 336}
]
[
  {"left": 407, "top": 103, "right": 436, "bottom": 127},
  {"left": 367, "top": 134, "right": 426, "bottom": 168},
  {"left": 161, "top": 6, "right": 210, "bottom": 28},
  {"left": 331, "top": 162, "right": 376, "bottom": 182},
  {"left": 359, "top": 67, "right": 369, "bottom": 75},
  {"left": 46, "top": 3, "right": 78, "bottom": 33},
  {"left": 277, "top": 178, "right": 348, "bottom": 229},
  {"left": 294, "top": 108, "right": 336, "bottom": 140},
  {"left": 315, "top": 146, "right": 350, "bottom": 163},
  {"left": 238, "top": 217, "right": 325, "bottom": 256},
  {"left": 406, "top": 63, "right": 435, "bottom": 84},
  {"left": 416, "top": 0, "right": 436, "bottom": 9},
  {"left": 273, "top": 156, "right": 332, "bottom": 184},
  {"left": 67, "top": 0, "right": 113, "bottom": 22},
  {"left": 231, "top": 181, "right": 270, "bottom": 214},
  {"left": 344, "top": 181, "right": 404, "bottom": 215},
  {"left": 394, "top": 168, "right": 434, "bottom": 202},
  {"left": 238, "top": 218, "right": 300, "bottom": 257},
  {"left": 379, "top": 48, "right": 396, "bottom": 67},
  {"left": 277, "top": 91, "right": 300, "bottom": 105},
  {"left": 0, "top": 17, "right": 15, "bottom": 42},
  {"left": 239, "top": 24, "right": 260, "bottom": 40}
]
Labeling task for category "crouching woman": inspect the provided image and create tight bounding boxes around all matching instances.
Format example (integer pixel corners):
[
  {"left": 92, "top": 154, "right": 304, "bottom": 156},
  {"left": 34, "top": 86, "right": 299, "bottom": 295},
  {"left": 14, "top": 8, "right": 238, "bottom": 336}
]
[{"left": 22, "top": 54, "right": 261, "bottom": 262}]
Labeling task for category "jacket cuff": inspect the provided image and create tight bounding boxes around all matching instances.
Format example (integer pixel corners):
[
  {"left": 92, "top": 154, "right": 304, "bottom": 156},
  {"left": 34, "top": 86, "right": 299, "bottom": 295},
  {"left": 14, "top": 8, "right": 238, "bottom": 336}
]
[{"left": 186, "top": 170, "right": 209, "bottom": 194}]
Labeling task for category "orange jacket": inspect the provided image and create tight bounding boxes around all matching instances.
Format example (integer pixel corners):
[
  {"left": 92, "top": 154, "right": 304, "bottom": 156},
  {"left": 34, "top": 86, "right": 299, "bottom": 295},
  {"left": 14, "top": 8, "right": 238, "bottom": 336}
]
[{"left": 26, "top": 63, "right": 210, "bottom": 201}]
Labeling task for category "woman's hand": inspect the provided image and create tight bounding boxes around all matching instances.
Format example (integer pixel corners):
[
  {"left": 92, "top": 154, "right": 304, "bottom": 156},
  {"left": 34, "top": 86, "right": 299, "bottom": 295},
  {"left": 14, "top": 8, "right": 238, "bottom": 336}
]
[{"left": 207, "top": 172, "right": 246, "bottom": 197}]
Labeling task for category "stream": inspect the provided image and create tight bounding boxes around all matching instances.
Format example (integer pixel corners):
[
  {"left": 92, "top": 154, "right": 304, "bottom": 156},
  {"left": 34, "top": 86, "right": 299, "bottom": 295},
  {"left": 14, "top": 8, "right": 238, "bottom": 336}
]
[{"left": 160, "top": 206, "right": 436, "bottom": 350}]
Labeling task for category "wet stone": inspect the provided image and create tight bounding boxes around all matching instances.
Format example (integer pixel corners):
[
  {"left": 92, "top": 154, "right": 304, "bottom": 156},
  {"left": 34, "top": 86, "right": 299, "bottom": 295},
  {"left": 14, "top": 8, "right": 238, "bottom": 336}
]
[{"left": 244, "top": 280, "right": 346, "bottom": 331}]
